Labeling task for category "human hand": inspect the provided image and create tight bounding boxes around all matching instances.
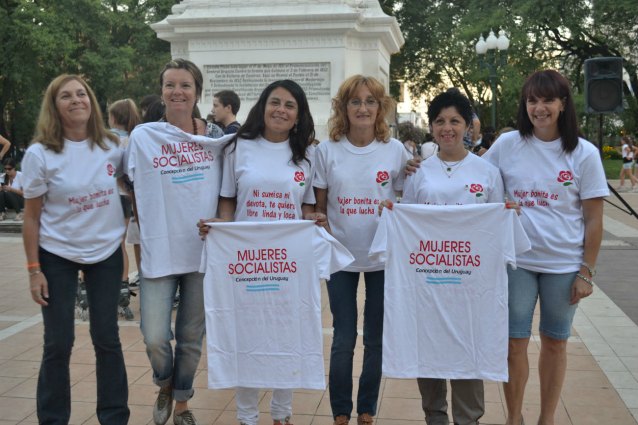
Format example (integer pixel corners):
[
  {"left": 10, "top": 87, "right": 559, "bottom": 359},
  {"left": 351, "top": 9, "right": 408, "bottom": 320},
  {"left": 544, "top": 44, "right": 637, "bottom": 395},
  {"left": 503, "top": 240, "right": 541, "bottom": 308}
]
[
  {"left": 197, "top": 217, "right": 230, "bottom": 240},
  {"left": 405, "top": 158, "right": 422, "bottom": 176},
  {"left": 570, "top": 274, "right": 594, "bottom": 305},
  {"left": 304, "top": 212, "right": 327, "bottom": 227},
  {"left": 505, "top": 200, "right": 521, "bottom": 215},
  {"left": 29, "top": 272, "right": 49, "bottom": 306},
  {"left": 378, "top": 199, "right": 394, "bottom": 216}
]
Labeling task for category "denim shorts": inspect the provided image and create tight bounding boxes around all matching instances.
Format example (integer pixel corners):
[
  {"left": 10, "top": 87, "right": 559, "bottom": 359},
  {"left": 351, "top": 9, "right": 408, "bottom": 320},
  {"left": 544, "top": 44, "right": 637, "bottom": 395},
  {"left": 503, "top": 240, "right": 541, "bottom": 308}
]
[{"left": 507, "top": 265, "right": 578, "bottom": 340}]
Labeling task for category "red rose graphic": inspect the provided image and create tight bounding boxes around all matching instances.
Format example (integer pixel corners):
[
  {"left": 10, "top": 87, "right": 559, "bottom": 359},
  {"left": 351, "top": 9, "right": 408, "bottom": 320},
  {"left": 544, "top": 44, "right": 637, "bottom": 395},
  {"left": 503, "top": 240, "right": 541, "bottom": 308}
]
[
  {"left": 557, "top": 170, "right": 573, "bottom": 186},
  {"left": 376, "top": 171, "right": 390, "bottom": 186},
  {"left": 106, "top": 163, "right": 115, "bottom": 177},
  {"left": 469, "top": 183, "right": 484, "bottom": 197},
  {"left": 294, "top": 171, "right": 305, "bottom": 186}
]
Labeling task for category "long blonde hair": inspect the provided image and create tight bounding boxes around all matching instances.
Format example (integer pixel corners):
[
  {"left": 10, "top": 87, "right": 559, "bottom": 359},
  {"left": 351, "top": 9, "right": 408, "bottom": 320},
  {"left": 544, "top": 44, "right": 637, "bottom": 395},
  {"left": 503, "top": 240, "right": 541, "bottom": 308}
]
[
  {"left": 328, "top": 75, "right": 394, "bottom": 142},
  {"left": 109, "top": 98, "right": 141, "bottom": 134},
  {"left": 32, "top": 74, "right": 118, "bottom": 153}
]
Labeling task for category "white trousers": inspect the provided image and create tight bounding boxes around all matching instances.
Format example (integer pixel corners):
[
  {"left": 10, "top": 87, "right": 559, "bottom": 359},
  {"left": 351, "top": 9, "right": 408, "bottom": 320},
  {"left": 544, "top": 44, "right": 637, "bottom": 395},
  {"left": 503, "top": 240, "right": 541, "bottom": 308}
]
[{"left": 235, "top": 387, "right": 293, "bottom": 425}]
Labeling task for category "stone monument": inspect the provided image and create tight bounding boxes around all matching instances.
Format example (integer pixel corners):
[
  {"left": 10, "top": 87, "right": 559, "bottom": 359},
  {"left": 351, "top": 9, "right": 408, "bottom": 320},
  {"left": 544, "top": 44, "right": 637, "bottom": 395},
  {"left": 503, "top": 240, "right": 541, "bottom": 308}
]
[{"left": 152, "top": 0, "right": 403, "bottom": 140}]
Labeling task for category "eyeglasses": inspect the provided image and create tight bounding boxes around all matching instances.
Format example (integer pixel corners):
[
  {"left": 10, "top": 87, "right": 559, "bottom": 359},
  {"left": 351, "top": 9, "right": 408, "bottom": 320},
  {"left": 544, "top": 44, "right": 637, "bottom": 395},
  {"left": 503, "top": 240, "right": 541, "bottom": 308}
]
[{"left": 348, "top": 98, "right": 379, "bottom": 108}]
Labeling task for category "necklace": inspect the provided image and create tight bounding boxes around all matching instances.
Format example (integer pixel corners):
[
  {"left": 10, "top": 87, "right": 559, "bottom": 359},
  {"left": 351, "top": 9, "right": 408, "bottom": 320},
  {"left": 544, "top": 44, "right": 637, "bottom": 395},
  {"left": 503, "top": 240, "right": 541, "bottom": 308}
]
[{"left": 437, "top": 152, "right": 468, "bottom": 178}]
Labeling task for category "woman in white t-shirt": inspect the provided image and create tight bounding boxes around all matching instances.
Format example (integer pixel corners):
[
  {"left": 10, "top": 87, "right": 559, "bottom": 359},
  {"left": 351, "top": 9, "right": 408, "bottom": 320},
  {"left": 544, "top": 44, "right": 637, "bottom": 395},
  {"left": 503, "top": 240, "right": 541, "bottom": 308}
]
[
  {"left": 126, "top": 59, "right": 224, "bottom": 425},
  {"left": 388, "top": 89, "right": 506, "bottom": 425},
  {"left": 618, "top": 135, "right": 638, "bottom": 191},
  {"left": 21, "top": 74, "right": 129, "bottom": 424},
  {"left": 0, "top": 158, "right": 24, "bottom": 220},
  {"left": 483, "top": 70, "right": 608, "bottom": 425},
  {"left": 200, "top": 79, "right": 323, "bottom": 425},
  {"left": 313, "top": 75, "right": 410, "bottom": 425}
]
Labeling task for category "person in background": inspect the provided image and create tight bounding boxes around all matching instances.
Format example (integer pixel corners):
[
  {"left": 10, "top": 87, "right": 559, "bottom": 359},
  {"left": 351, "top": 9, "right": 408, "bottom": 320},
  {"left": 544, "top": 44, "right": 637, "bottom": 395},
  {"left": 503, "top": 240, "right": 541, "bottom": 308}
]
[
  {"left": 21, "top": 74, "right": 129, "bottom": 424},
  {"left": 200, "top": 79, "right": 322, "bottom": 425},
  {"left": 472, "top": 126, "right": 495, "bottom": 157},
  {"left": 140, "top": 94, "right": 161, "bottom": 120},
  {"left": 618, "top": 135, "right": 638, "bottom": 192},
  {"left": 0, "top": 135, "right": 11, "bottom": 161},
  {"left": 127, "top": 59, "right": 223, "bottom": 425},
  {"left": 108, "top": 98, "right": 142, "bottom": 317},
  {"left": 314, "top": 75, "right": 410, "bottom": 425},
  {"left": 483, "top": 69, "right": 608, "bottom": 425},
  {"left": 0, "top": 158, "right": 24, "bottom": 220},
  {"left": 212, "top": 89, "right": 241, "bottom": 134}
]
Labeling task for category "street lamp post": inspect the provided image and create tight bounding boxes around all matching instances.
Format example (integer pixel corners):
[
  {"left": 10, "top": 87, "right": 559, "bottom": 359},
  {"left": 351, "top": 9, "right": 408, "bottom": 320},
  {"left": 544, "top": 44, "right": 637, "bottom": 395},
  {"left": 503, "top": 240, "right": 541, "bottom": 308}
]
[{"left": 475, "top": 29, "right": 509, "bottom": 129}]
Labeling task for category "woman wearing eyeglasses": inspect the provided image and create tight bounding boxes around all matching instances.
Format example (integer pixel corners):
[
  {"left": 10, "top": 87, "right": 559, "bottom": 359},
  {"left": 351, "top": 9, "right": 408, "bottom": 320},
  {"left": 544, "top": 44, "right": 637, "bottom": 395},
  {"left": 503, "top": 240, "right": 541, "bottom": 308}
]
[
  {"left": 0, "top": 158, "right": 24, "bottom": 221},
  {"left": 313, "top": 75, "right": 410, "bottom": 425}
]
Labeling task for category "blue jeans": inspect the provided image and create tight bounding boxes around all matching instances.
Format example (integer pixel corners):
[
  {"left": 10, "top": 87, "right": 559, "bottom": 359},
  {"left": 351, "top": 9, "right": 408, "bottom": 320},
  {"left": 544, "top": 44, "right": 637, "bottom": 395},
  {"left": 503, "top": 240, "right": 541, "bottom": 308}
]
[
  {"left": 327, "top": 270, "right": 384, "bottom": 419},
  {"left": 140, "top": 272, "right": 205, "bottom": 401},
  {"left": 38, "top": 247, "right": 129, "bottom": 425}
]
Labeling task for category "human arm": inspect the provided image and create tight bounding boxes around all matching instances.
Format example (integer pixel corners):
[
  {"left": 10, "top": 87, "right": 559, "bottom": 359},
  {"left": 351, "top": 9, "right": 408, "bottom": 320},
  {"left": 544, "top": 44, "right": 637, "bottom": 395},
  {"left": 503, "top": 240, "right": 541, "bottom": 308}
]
[
  {"left": 23, "top": 197, "right": 48, "bottom": 306},
  {"left": 0, "top": 135, "right": 10, "bottom": 160},
  {"left": 309, "top": 188, "right": 330, "bottom": 231},
  {"left": 570, "top": 197, "right": 603, "bottom": 304},
  {"left": 302, "top": 202, "right": 327, "bottom": 228},
  {"left": 198, "top": 196, "right": 236, "bottom": 238}
]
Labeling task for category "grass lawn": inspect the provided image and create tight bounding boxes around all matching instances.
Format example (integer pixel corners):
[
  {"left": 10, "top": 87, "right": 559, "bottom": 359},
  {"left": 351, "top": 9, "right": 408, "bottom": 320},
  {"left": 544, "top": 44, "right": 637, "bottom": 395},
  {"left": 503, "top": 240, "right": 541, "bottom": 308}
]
[{"left": 603, "top": 159, "right": 623, "bottom": 180}]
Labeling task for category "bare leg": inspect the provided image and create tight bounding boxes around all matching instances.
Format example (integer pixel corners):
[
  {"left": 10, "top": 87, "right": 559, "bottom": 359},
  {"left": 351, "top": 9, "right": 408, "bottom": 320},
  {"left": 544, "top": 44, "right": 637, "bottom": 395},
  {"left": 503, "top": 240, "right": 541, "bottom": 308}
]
[
  {"left": 504, "top": 337, "right": 530, "bottom": 425},
  {"left": 133, "top": 244, "right": 141, "bottom": 274},
  {"left": 619, "top": 168, "right": 626, "bottom": 188},
  {"left": 538, "top": 334, "right": 567, "bottom": 425}
]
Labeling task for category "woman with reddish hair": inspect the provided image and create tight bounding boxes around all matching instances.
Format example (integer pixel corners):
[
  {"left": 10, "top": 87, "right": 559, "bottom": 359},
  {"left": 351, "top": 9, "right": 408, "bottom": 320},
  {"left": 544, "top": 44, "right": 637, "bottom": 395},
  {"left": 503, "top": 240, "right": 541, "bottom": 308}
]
[{"left": 313, "top": 75, "right": 410, "bottom": 425}]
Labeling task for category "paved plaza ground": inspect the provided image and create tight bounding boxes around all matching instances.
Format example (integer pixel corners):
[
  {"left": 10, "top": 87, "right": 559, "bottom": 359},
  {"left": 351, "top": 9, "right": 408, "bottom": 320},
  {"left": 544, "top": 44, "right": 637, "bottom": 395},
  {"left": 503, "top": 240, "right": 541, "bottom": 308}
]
[{"left": 0, "top": 181, "right": 637, "bottom": 424}]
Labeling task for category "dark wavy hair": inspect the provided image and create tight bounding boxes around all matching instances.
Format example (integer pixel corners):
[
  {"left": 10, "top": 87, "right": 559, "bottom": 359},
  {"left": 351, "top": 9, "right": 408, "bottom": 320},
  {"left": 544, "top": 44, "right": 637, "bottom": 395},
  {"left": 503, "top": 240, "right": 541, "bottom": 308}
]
[
  {"left": 427, "top": 90, "right": 474, "bottom": 128},
  {"left": 517, "top": 69, "right": 579, "bottom": 153},
  {"left": 226, "top": 80, "right": 315, "bottom": 166}
]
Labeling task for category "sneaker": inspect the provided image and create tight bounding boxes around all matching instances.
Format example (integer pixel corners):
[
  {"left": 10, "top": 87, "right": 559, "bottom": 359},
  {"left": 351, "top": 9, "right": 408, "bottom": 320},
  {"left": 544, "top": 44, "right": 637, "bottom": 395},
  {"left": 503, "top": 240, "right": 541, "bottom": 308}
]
[
  {"left": 617, "top": 186, "right": 629, "bottom": 192},
  {"left": 129, "top": 272, "right": 140, "bottom": 287},
  {"left": 173, "top": 409, "right": 198, "bottom": 425},
  {"left": 357, "top": 413, "right": 374, "bottom": 425},
  {"left": 334, "top": 415, "right": 350, "bottom": 425},
  {"left": 273, "top": 417, "right": 292, "bottom": 425},
  {"left": 14, "top": 212, "right": 23, "bottom": 221},
  {"left": 153, "top": 387, "right": 173, "bottom": 425}
]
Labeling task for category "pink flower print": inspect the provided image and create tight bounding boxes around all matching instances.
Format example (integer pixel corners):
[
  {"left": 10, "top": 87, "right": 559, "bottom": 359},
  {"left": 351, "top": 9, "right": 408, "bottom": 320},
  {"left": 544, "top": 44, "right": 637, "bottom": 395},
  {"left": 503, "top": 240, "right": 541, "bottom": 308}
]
[
  {"left": 557, "top": 170, "right": 573, "bottom": 186},
  {"left": 376, "top": 171, "right": 390, "bottom": 186},
  {"left": 294, "top": 171, "right": 305, "bottom": 186},
  {"left": 469, "top": 183, "right": 484, "bottom": 197}
]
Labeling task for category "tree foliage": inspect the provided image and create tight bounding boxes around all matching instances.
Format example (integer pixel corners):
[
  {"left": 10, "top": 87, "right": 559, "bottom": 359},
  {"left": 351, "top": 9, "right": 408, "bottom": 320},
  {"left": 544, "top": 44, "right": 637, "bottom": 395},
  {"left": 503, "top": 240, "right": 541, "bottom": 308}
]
[
  {"left": 0, "top": 0, "right": 177, "bottom": 148},
  {"left": 387, "top": 0, "right": 638, "bottom": 135}
]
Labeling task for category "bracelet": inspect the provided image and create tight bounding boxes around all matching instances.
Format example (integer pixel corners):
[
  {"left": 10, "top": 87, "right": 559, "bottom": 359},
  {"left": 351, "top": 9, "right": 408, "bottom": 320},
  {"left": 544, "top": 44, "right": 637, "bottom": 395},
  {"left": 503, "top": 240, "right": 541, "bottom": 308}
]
[
  {"left": 576, "top": 273, "right": 594, "bottom": 287},
  {"left": 27, "top": 262, "right": 41, "bottom": 270},
  {"left": 29, "top": 270, "right": 42, "bottom": 277},
  {"left": 581, "top": 262, "right": 596, "bottom": 277}
]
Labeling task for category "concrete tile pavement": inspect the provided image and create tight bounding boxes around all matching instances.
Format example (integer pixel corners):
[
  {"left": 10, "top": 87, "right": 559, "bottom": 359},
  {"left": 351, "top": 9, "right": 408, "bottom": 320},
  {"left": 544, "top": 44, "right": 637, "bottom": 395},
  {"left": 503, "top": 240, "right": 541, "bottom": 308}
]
[{"left": 0, "top": 186, "right": 637, "bottom": 424}]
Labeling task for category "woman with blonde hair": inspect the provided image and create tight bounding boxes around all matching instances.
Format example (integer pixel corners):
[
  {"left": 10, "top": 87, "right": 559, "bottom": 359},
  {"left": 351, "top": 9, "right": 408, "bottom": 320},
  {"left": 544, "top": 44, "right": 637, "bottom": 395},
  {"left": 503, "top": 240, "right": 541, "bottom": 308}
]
[
  {"left": 314, "top": 75, "right": 410, "bottom": 425},
  {"left": 22, "top": 74, "right": 129, "bottom": 424},
  {"left": 618, "top": 135, "right": 638, "bottom": 191}
]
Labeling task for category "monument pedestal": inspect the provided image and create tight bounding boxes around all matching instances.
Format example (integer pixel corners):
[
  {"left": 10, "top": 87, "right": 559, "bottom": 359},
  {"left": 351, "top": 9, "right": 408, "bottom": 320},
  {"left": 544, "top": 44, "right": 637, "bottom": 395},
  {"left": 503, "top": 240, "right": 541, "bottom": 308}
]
[{"left": 152, "top": 0, "right": 403, "bottom": 140}]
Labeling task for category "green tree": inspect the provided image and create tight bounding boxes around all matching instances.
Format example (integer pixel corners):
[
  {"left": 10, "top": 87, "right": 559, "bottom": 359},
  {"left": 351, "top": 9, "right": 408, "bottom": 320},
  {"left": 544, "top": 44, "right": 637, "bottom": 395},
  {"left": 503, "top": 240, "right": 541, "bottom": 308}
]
[
  {"left": 387, "top": 0, "right": 638, "bottom": 133},
  {"left": 0, "top": 0, "right": 176, "bottom": 150}
]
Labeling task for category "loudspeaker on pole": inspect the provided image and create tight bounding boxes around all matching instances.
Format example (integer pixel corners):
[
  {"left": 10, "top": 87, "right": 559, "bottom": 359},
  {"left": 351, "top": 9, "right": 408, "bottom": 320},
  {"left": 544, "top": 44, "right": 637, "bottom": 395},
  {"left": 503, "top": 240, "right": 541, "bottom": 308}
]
[{"left": 584, "top": 57, "right": 624, "bottom": 114}]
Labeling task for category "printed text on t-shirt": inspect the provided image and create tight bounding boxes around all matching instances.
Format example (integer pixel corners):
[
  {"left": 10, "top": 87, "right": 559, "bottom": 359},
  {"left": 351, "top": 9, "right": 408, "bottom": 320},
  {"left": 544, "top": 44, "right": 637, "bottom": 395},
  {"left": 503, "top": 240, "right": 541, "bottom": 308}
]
[
  {"left": 247, "top": 189, "right": 296, "bottom": 219},
  {"left": 337, "top": 196, "right": 380, "bottom": 216}
]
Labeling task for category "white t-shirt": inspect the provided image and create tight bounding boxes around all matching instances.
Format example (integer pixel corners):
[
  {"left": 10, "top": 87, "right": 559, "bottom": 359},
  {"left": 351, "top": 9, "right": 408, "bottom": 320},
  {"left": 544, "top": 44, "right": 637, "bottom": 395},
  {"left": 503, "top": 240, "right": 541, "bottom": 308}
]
[
  {"left": 125, "top": 122, "right": 229, "bottom": 278},
  {"left": 402, "top": 153, "right": 504, "bottom": 205},
  {"left": 622, "top": 144, "right": 634, "bottom": 161},
  {"left": 9, "top": 170, "right": 24, "bottom": 190},
  {"left": 21, "top": 139, "right": 125, "bottom": 264},
  {"left": 201, "top": 220, "right": 354, "bottom": 389},
  {"left": 369, "top": 203, "right": 531, "bottom": 381},
  {"left": 220, "top": 137, "right": 316, "bottom": 221},
  {"left": 483, "top": 131, "right": 609, "bottom": 273},
  {"left": 420, "top": 142, "right": 439, "bottom": 159},
  {"left": 313, "top": 137, "right": 410, "bottom": 272}
]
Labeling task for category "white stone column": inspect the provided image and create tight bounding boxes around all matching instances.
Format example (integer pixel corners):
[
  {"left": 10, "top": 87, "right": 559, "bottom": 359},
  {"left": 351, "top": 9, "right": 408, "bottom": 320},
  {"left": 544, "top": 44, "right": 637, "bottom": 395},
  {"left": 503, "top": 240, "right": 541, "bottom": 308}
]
[{"left": 152, "top": 0, "right": 404, "bottom": 140}]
